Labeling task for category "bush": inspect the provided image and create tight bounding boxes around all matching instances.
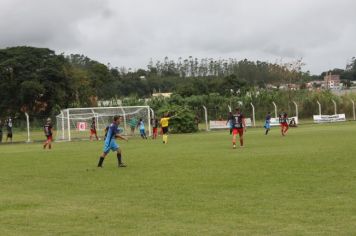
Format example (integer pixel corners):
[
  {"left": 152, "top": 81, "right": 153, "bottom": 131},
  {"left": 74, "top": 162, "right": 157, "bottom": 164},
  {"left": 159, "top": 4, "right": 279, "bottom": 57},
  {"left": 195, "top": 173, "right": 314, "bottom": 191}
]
[{"left": 157, "top": 104, "right": 198, "bottom": 133}]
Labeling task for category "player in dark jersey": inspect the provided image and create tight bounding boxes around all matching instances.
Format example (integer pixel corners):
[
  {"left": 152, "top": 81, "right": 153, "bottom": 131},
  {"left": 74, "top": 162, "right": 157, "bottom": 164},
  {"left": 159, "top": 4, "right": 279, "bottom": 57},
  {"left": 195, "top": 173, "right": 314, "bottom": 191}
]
[
  {"left": 231, "top": 108, "right": 246, "bottom": 149},
  {"left": 5, "top": 117, "right": 13, "bottom": 143},
  {"left": 90, "top": 117, "right": 99, "bottom": 141},
  {"left": 0, "top": 119, "right": 3, "bottom": 143},
  {"left": 151, "top": 118, "right": 159, "bottom": 139},
  {"left": 43, "top": 118, "right": 53, "bottom": 149},
  {"left": 264, "top": 112, "right": 271, "bottom": 135},
  {"left": 279, "top": 112, "right": 289, "bottom": 136}
]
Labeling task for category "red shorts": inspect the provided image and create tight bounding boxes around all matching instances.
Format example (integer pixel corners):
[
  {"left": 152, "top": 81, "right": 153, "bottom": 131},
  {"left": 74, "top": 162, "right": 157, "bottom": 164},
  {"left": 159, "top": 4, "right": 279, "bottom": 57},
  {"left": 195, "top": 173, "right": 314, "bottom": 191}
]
[
  {"left": 153, "top": 127, "right": 157, "bottom": 134},
  {"left": 232, "top": 128, "right": 244, "bottom": 136},
  {"left": 46, "top": 135, "right": 52, "bottom": 141},
  {"left": 280, "top": 123, "right": 288, "bottom": 128},
  {"left": 90, "top": 129, "right": 97, "bottom": 135}
]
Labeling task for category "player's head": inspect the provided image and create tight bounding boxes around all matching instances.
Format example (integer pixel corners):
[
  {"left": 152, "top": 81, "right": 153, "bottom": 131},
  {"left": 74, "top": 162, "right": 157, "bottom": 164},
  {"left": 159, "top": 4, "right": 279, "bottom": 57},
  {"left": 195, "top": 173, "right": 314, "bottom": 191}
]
[
  {"left": 92, "top": 117, "right": 95, "bottom": 121},
  {"left": 47, "top": 118, "right": 51, "bottom": 123},
  {"left": 113, "top": 115, "right": 121, "bottom": 124},
  {"left": 235, "top": 108, "right": 240, "bottom": 113}
]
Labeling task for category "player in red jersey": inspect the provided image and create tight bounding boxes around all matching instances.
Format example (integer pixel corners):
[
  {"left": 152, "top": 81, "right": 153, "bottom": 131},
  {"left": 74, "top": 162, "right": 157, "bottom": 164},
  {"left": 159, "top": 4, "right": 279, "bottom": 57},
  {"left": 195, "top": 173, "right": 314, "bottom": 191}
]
[
  {"left": 43, "top": 118, "right": 53, "bottom": 149},
  {"left": 231, "top": 108, "right": 246, "bottom": 149},
  {"left": 279, "top": 112, "right": 289, "bottom": 136},
  {"left": 90, "top": 117, "right": 99, "bottom": 141}
]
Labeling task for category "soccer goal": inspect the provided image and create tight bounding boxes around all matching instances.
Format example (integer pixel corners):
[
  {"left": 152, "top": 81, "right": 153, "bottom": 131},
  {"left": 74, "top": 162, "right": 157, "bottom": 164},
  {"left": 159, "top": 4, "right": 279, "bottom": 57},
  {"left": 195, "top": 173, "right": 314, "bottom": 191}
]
[{"left": 55, "top": 106, "right": 153, "bottom": 141}]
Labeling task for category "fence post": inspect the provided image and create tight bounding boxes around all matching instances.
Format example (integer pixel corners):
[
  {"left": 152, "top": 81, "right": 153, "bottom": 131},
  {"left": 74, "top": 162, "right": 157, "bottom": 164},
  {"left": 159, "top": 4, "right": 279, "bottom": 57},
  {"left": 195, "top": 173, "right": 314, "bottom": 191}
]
[
  {"left": 147, "top": 106, "right": 151, "bottom": 137},
  {"left": 67, "top": 109, "right": 71, "bottom": 141},
  {"left": 61, "top": 111, "right": 65, "bottom": 140},
  {"left": 316, "top": 100, "right": 321, "bottom": 116},
  {"left": 272, "top": 101, "right": 278, "bottom": 118},
  {"left": 203, "top": 106, "right": 209, "bottom": 131},
  {"left": 351, "top": 99, "right": 355, "bottom": 120},
  {"left": 250, "top": 103, "right": 256, "bottom": 127},
  {"left": 25, "top": 112, "right": 31, "bottom": 143},
  {"left": 332, "top": 99, "right": 337, "bottom": 115},
  {"left": 292, "top": 101, "right": 298, "bottom": 118}
]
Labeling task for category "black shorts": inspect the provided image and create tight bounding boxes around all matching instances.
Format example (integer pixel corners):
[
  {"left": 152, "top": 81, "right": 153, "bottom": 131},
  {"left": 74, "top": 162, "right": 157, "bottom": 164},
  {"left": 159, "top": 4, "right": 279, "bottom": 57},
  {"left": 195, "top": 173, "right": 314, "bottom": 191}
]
[
  {"left": 162, "top": 127, "right": 168, "bottom": 134},
  {"left": 7, "top": 133, "right": 12, "bottom": 138}
]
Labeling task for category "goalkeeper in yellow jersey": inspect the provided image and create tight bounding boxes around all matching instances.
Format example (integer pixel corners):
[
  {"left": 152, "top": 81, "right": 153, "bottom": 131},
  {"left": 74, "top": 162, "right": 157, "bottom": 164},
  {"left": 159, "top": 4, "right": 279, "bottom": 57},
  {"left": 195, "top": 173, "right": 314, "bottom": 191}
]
[{"left": 160, "top": 113, "right": 171, "bottom": 144}]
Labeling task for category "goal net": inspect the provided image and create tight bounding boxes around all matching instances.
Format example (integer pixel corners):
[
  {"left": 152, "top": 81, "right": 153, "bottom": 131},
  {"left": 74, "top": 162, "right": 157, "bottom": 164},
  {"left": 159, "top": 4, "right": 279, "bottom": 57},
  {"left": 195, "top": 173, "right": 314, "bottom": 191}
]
[{"left": 55, "top": 106, "right": 152, "bottom": 141}]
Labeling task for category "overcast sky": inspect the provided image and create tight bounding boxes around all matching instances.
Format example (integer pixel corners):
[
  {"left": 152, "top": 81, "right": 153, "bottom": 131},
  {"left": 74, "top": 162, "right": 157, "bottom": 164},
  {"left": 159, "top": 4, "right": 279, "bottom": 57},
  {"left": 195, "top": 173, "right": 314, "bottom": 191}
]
[{"left": 1, "top": 0, "right": 355, "bottom": 74}]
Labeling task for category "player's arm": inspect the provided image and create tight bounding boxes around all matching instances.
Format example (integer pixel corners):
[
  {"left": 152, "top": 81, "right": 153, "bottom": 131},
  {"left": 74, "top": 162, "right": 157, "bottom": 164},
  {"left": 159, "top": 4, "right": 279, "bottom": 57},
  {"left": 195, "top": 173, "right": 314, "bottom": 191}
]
[
  {"left": 243, "top": 118, "right": 247, "bottom": 131},
  {"left": 116, "top": 134, "right": 128, "bottom": 142}
]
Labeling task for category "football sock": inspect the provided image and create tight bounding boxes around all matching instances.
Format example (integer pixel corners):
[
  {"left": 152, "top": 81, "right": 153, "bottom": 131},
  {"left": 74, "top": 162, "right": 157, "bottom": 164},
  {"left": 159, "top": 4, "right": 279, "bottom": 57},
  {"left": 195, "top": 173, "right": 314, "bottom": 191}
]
[
  {"left": 98, "top": 157, "right": 104, "bottom": 167},
  {"left": 240, "top": 139, "right": 243, "bottom": 146},
  {"left": 117, "top": 153, "right": 122, "bottom": 165},
  {"left": 265, "top": 129, "right": 269, "bottom": 135}
]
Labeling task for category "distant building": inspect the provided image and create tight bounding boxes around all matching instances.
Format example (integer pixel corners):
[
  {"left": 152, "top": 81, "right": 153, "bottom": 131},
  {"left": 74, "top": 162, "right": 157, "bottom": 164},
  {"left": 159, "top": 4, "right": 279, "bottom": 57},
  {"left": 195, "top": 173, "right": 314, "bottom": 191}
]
[
  {"left": 324, "top": 74, "right": 340, "bottom": 89},
  {"left": 306, "top": 80, "right": 324, "bottom": 90},
  {"left": 152, "top": 92, "right": 172, "bottom": 98}
]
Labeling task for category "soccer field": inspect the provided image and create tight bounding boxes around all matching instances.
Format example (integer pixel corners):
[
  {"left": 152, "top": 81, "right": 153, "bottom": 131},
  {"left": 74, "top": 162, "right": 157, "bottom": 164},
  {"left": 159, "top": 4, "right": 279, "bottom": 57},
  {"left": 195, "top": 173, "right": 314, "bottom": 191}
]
[{"left": 1, "top": 122, "right": 356, "bottom": 235}]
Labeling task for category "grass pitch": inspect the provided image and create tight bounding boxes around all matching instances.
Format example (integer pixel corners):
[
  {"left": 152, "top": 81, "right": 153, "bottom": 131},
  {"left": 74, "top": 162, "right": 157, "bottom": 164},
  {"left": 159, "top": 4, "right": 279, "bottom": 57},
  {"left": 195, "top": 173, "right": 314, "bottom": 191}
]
[{"left": 1, "top": 122, "right": 356, "bottom": 235}]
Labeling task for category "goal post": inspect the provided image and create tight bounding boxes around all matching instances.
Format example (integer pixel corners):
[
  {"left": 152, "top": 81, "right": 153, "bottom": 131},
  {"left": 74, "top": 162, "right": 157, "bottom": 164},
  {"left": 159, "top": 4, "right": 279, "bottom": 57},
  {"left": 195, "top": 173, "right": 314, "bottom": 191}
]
[{"left": 56, "top": 106, "right": 152, "bottom": 141}]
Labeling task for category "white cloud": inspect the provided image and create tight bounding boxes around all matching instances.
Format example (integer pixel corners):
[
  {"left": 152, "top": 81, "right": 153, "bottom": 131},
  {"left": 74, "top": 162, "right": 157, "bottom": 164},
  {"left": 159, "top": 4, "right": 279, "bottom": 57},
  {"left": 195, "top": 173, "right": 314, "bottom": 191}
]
[{"left": 1, "top": 0, "right": 356, "bottom": 73}]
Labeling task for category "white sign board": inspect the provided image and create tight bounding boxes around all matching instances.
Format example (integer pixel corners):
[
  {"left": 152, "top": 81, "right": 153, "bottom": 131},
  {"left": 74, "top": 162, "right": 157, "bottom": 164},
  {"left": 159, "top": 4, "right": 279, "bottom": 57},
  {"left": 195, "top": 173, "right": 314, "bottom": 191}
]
[
  {"left": 313, "top": 114, "right": 346, "bottom": 123},
  {"left": 210, "top": 118, "right": 252, "bottom": 129},
  {"left": 269, "top": 116, "right": 299, "bottom": 126},
  {"left": 77, "top": 122, "right": 88, "bottom": 131}
]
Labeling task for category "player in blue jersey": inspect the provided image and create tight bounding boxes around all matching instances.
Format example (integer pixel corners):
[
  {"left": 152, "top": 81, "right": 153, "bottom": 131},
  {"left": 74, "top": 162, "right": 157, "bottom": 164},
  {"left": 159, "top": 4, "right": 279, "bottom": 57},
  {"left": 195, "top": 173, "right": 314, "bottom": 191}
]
[
  {"left": 264, "top": 112, "right": 271, "bottom": 135},
  {"left": 226, "top": 112, "right": 234, "bottom": 135},
  {"left": 137, "top": 118, "right": 147, "bottom": 139},
  {"left": 97, "top": 115, "right": 128, "bottom": 168}
]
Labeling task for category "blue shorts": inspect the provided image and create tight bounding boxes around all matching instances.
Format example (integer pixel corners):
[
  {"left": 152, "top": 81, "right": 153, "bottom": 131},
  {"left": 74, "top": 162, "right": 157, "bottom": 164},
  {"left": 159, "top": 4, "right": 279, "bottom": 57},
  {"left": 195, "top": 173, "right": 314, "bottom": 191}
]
[
  {"left": 264, "top": 122, "right": 270, "bottom": 129},
  {"left": 140, "top": 129, "right": 145, "bottom": 135},
  {"left": 103, "top": 140, "right": 119, "bottom": 154}
]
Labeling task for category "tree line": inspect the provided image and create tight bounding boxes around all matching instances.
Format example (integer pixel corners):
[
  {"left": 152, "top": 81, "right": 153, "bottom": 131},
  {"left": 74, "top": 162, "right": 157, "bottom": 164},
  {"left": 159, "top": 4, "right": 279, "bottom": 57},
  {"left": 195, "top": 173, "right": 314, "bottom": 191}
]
[{"left": 1, "top": 46, "right": 356, "bottom": 119}]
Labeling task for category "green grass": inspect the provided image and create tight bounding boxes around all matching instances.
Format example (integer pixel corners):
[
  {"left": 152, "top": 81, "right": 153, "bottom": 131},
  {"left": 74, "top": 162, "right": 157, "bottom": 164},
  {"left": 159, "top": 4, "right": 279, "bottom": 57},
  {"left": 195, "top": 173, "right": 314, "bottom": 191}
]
[{"left": 1, "top": 122, "right": 356, "bottom": 235}]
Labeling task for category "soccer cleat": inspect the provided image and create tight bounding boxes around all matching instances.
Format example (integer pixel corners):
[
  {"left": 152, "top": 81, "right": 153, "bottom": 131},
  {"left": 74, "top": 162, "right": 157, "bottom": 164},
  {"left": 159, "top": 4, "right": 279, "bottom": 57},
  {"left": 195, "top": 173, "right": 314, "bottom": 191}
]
[
  {"left": 119, "top": 163, "right": 127, "bottom": 167},
  {"left": 233, "top": 144, "right": 236, "bottom": 149}
]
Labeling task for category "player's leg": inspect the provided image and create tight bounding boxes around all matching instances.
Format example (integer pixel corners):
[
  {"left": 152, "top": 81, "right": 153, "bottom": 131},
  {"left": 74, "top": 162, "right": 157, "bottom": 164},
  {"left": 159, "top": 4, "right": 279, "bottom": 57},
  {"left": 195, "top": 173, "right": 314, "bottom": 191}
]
[
  {"left": 97, "top": 152, "right": 108, "bottom": 167},
  {"left": 280, "top": 124, "right": 284, "bottom": 136},
  {"left": 98, "top": 142, "right": 110, "bottom": 167},
  {"left": 284, "top": 124, "right": 289, "bottom": 135},
  {"left": 43, "top": 136, "right": 48, "bottom": 149},
  {"left": 48, "top": 136, "right": 52, "bottom": 149},
  {"left": 116, "top": 148, "right": 126, "bottom": 167},
  {"left": 95, "top": 131, "right": 99, "bottom": 140},
  {"left": 265, "top": 123, "right": 270, "bottom": 135},
  {"left": 232, "top": 129, "right": 237, "bottom": 148},
  {"left": 238, "top": 129, "right": 244, "bottom": 147},
  {"left": 162, "top": 127, "right": 168, "bottom": 144}
]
